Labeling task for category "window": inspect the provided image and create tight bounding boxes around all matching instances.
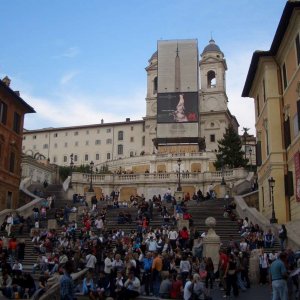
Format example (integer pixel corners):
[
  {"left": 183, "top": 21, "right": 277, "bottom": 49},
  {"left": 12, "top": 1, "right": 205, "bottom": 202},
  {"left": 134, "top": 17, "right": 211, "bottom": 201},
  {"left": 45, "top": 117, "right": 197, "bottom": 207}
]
[
  {"left": 23, "top": 136, "right": 26, "bottom": 140},
  {"left": 130, "top": 137, "right": 134, "bottom": 142},
  {"left": 0, "top": 101, "right": 7, "bottom": 125},
  {"left": 64, "top": 142, "right": 68, "bottom": 147},
  {"left": 106, "top": 128, "right": 111, "bottom": 133},
  {"left": 211, "top": 122, "right": 215, "bottom": 127},
  {"left": 85, "top": 154, "right": 89, "bottom": 161},
  {"left": 22, "top": 145, "right": 25, "bottom": 150},
  {"left": 13, "top": 112, "right": 21, "bottom": 134},
  {"left": 118, "top": 144, "right": 123, "bottom": 155},
  {"left": 74, "top": 131, "right": 79, "bottom": 136},
  {"left": 142, "top": 123, "right": 145, "bottom": 132},
  {"left": 294, "top": 113, "right": 299, "bottom": 137},
  {"left": 130, "top": 151, "right": 134, "bottom": 157},
  {"left": 54, "top": 133, "right": 58, "bottom": 137},
  {"left": 142, "top": 136, "right": 145, "bottom": 146},
  {"left": 74, "top": 155, "right": 78, "bottom": 162},
  {"left": 43, "top": 144, "right": 48, "bottom": 149},
  {"left": 97, "top": 129, "right": 100, "bottom": 134},
  {"left": 210, "top": 134, "right": 215, "bottom": 142},
  {"left": 282, "top": 63, "right": 287, "bottom": 90},
  {"left": 284, "top": 117, "right": 291, "bottom": 149},
  {"left": 33, "top": 135, "right": 37, "bottom": 140},
  {"left": 9, "top": 152, "right": 15, "bottom": 173},
  {"left": 65, "top": 132, "right": 68, "bottom": 136},
  {"left": 296, "top": 34, "right": 300, "bottom": 65},
  {"left": 107, "top": 153, "right": 111, "bottom": 160},
  {"left": 86, "top": 130, "right": 89, "bottom": 135},
  {"left": 263, "top": 79, "right": 266, "bottom": 103},
  {"left": 106, "top": 138, "right": 112, "bottom": 144},
  {"left": 45, "top": 134, "right": 48, "bottom": 138},
  {"left": 53, "top": 156, "right": 57, "bottom": 163},
  {"left": 207, "top": 70, "right": 216, "bottom": 88},
  {"left": 96, "top": 153, "right": 100, "bottom": 160},
  {"left": 153, "top": 77, "right": 158, "bottom": 94},
  {"left": 131, "top": 126, "right": 134, "bottom": 131},
  {"left": 256, "top": 95, "right": 260, "bottom": 117},
  {"left": 95, "top": 140, "right": 101, "bottom": 145},
  {"left": 85, "top": 141, "right": 89, "bottom": 146},
  {"left": 75, "top": 141, "right": 79, "bottom": 147},
  {"left": 63, "top": 156, "right": 67, "bottom": 162},
  {"left": 118, "top": 131, "right": 123, "bottom": 141}
]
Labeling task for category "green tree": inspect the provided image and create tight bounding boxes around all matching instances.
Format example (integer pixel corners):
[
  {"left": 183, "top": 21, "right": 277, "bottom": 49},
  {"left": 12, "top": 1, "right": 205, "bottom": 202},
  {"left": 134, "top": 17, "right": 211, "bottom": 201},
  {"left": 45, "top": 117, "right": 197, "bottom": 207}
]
[{"left": 214, "top": 125, "right": 248, "bottom": 170}]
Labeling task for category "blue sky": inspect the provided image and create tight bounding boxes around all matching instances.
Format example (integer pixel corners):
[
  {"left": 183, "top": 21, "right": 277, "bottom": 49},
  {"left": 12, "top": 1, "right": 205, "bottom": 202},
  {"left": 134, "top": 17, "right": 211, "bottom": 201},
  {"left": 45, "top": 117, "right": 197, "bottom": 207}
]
[{"left": 0, "top": 0, "right": 286, "bottom": 134}]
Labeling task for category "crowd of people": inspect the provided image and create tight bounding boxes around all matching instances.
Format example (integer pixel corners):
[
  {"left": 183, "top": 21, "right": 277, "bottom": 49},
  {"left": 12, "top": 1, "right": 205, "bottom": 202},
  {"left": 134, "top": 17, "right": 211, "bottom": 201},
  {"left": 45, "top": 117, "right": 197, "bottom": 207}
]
[{"left": 0, "top": 189, "right": 298, "bottom": 300}]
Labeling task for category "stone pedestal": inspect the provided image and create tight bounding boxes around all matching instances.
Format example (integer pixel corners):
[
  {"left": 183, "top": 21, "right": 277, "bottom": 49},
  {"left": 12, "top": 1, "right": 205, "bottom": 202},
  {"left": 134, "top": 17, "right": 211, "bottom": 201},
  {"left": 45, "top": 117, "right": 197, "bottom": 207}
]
[
  {"left": 85, "top": 192, "right": 96, "bottom": 207},
  {"left": 174, "top": 191, "right": 184, "bottom": 204},
  {"left": 249, "top": 249, "right": 260, "bottom": 284},
  {"left": 47, "top": 219, "right": 58, "bottom": 230},
  {"left": 219, "top": 184, "right": 226, "bottom": 199},
  {"left": 203, "top": 217, "right": 221, "bottom": 271},
  {"left": 69, "top": 213, "right": 77, "bottom": 222},
  {"left": 177, "top": 219, "right": 189, "bottom": 231}
]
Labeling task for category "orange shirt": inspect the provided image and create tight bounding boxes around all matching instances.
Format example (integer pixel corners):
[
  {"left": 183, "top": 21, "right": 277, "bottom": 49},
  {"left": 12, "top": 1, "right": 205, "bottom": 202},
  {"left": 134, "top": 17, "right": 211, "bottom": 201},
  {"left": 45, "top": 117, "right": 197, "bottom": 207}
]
[{"left": 152, "top": 256, "right": 162, "bottom": 272}]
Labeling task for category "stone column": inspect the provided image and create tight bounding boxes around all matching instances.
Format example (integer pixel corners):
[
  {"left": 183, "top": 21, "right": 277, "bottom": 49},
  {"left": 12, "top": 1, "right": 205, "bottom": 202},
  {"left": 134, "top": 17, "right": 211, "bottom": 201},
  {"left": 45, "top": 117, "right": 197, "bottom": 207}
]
[
  {"left": 249, "top": 249, "right": 260, "bottom": 284},
  {"left": 174, "top": 191, "right": 184, "bottom": 204},
  {"left": 85, "top": 192, "right": 96, "bottom": 207},
  {"left": 203, "top": 217, "right": 221, "bottom": 271}
]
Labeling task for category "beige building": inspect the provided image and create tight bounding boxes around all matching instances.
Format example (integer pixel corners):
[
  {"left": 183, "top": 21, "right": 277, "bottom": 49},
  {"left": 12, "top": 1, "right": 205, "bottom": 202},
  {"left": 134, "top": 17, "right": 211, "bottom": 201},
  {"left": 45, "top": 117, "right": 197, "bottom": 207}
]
[{"left": 242, "top": 1, "right": 300, "bottom": 223}]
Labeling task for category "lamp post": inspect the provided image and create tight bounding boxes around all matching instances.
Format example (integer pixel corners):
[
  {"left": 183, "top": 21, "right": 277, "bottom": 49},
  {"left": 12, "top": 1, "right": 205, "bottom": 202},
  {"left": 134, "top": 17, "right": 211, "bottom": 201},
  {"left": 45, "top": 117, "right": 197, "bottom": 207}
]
[
  {"left": 220, "top": 158, "right": 226, "bottom": 185},
  {"left": 69, "top": 153, "right": 74, "bottom": 188},
  {"left": 268, "top": 177, "right": 278, "bottom": 224},
  {"left": 88, "top": 161, "right": 94, "bottom": 192},
  {"left": 249, "top": 148, "right": 252, "bottom": 172},
  {"left": 177, "top": 158, "right": 182, "bottom": 191}
]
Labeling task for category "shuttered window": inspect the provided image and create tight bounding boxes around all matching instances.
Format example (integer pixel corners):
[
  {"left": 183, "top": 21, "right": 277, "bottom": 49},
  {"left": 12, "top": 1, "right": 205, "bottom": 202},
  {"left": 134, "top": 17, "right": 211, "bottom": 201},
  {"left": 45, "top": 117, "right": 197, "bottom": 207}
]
[{"left": 256, "top": 142, "right": 262, "bottom": 166}]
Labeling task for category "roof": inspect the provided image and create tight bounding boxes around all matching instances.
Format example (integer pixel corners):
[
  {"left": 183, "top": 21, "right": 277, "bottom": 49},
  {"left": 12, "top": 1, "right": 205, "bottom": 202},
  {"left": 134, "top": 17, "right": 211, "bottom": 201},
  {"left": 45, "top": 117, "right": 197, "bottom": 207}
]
[
  {"left": 149, "top": 51, "right": 157, "bottom": 62},
  {"left": 0, "top": 80, "right": 35, "bottom": 113},
  {"left": 242, "top": 1, "right": 300, "bottom": 97},
  {"left": 24, "top": 119, "right": 145, "bottom": 134},
  {"left": 201, "top": 39, "right": 222, "bottom": 55}
]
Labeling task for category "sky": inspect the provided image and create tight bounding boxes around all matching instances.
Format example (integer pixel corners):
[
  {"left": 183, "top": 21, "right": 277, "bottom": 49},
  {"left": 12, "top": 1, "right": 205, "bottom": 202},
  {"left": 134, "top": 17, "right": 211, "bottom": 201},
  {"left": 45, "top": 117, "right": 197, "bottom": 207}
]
[{"left": 0, "top": 0, "right": 287, "bottom": 135}]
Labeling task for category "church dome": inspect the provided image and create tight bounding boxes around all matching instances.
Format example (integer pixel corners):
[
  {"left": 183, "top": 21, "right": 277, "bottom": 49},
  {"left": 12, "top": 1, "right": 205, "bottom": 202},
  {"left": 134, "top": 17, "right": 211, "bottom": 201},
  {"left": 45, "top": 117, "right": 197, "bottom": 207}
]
[
  {"left": 149, "top": 51, "right": 157, "bottom": 62},
  {"left": 202, "top": 39, "right": 222, "bottom": 55}
]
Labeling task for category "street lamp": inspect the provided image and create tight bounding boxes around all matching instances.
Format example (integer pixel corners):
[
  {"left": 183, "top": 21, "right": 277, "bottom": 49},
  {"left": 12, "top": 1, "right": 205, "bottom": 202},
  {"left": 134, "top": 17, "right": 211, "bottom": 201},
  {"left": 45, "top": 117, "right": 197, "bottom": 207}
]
[
  {"left": 69, "top": 153, "right": 74, "bottom": 188},
  {"left": 177, "top": 158, "right": 182, "bottom": 191},
  {"left": 220, "top": 158, "right": 226, "bottom": 185},
  {"left": 268, "top": 177, "right": 278, "bottom": 224},
  {"left": 249, "top": 148, "right": 252, "bottom": 172},
  {"left": 88, "top": 161, "right": 94, "bottom": 192}
]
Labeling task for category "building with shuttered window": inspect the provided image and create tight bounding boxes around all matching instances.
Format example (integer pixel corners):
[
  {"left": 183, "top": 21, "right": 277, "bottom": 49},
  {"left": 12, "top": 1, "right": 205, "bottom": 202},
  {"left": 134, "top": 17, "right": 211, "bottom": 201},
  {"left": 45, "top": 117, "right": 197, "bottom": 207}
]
[{"left": 242, "top": 1, "right": 300, "bottom": 223}]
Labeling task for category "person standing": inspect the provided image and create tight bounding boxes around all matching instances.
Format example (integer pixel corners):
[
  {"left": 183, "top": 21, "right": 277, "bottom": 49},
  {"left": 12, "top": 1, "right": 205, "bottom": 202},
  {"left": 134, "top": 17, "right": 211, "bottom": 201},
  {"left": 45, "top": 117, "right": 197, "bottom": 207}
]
[
  {"left": 279, "top": 225, "right": 287, "bottom": 251},
  {"left": 224, "top": 253, "right": 239, "bottom": 298},
  {"left": 269, "top": 252, "right": 288, "bottom": 300},
  {"left": 60, "top": 260, "right": 75, "bottom": 300},
  {"left": 152, "top": 251, "right": 162, "bottom": 297}
]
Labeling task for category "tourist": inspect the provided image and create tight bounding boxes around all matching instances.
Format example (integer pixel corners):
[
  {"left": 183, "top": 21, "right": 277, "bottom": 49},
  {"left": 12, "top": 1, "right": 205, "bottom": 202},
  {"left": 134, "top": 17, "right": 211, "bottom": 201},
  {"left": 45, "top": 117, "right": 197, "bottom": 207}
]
[
  {"left": 224, "top": 253, "right": 239, "bottom": 298},
  {"left": 116, "top": 270, "right": 140, "bottom": 300},
  {"left": 60, "top": 261, "right": 75, "bottom": 300},
  {"left": 279, "top": 224, "right": 287, "bottom": 251},
  {"left": 269, "top": 252, "right": 288, "bottom": 300},
  {"left": 159, "top": 273, "right": 172, "bottom": 298}
]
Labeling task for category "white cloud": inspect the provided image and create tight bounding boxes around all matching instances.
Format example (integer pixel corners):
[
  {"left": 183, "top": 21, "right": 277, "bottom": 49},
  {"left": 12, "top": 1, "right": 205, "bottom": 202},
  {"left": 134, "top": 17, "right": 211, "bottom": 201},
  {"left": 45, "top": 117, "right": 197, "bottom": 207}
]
[
  {"left": 53, "top": 46, "right": 80, "bottom": 59},
  {"left": 60, "top": 71, "right": 79, "bottom": 85},
  {"left": 22, "top": 89, "right": 146, "bottom": 130}
]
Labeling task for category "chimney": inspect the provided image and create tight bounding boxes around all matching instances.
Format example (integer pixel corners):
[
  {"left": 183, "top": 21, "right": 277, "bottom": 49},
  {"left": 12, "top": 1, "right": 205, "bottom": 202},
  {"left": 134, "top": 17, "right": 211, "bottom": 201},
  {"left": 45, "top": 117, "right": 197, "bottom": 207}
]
[
  {"left": 101, "top": 119, "right": 104, "bottom": 124},
  {"left": 2, "top": 76, "right": 11, "bottom": 87},
  {"left": 126, "top": 118, "right": 130, "bottom": 122}
]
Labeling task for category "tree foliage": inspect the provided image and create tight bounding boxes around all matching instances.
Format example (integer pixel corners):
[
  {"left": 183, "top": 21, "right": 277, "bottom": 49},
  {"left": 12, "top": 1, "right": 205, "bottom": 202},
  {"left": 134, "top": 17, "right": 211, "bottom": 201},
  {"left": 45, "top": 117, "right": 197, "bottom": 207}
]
[{"left": 214, "top": 125, "right": 248, "bottom": 170}]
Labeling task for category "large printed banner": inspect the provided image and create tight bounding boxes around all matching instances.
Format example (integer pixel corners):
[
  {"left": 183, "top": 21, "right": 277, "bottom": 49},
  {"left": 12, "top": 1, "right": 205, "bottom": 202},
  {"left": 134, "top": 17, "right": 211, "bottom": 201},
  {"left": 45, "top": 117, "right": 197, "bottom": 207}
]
[
  {"left": 294, "top": 151, "right": 300, "bottom": 202},
  {"left": 157, "top": 92, "right": 198, "bottom": 123}
]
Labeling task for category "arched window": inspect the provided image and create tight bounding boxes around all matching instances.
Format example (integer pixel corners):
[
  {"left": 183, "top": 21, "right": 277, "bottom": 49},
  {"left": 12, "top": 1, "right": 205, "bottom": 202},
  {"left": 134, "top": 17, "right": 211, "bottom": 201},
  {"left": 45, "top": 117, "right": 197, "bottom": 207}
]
[
  {"left": 153, "top": 77, "right": 158, "bottom": 94},
  {"left": 207, "top": 71, "right": 216, "bottom": 88}
]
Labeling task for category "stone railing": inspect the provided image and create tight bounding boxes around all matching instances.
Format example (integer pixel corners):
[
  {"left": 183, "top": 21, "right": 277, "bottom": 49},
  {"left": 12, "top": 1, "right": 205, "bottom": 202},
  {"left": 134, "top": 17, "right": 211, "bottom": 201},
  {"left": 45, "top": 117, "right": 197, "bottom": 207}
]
[
  {"left": 38, "top": 268, "right": 88, "bottom": 300},
  {"left": 235, "top": 194, "right": 300, "bottom": 250},
  {"left": 74, "top": 168, "right": 247, "bottom": 186}
]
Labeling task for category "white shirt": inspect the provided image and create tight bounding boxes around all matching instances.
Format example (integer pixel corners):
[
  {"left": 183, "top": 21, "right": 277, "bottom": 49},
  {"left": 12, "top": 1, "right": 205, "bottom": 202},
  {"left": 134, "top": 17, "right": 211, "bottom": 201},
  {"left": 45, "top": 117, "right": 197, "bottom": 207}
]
[
  {"left": 104, "top": 257, "right": 113, "bottom": 274},
  {"left": 95, "top": 219, "right": 104, "bottom": 229},
  {"left": 86, "top": 254, "right": 97, "bottom": 269},
  {"left": 183, "top": 280, "right": 192, "bottom": 300},
  {"left": 168, "top": 231, "right": 178, "bottom": 240}
]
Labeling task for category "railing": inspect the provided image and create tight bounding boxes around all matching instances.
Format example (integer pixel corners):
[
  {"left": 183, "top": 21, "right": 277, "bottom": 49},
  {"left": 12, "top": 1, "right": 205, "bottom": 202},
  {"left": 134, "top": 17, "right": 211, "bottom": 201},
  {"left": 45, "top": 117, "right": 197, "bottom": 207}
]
[
  {"left": 73, "top": 168, "right": 247, "bottom": 185},
  {"left": 39, "top": 268, "right": 88, "bottom": 300}
]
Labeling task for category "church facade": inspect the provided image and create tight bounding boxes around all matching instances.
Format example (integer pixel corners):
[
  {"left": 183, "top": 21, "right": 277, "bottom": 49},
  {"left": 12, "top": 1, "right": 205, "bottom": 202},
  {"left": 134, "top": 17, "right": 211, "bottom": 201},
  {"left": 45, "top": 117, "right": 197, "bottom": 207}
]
[{"left": 22, "top": 39, "right": 238, "bottom": 172}]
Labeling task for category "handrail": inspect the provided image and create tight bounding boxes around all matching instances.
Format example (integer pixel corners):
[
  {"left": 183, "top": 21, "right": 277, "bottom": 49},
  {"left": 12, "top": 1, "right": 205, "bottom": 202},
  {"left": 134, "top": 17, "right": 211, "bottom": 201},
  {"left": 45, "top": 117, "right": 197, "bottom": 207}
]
[{"left": 38, "top": 268, "right": 89, "bottom": 300}]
